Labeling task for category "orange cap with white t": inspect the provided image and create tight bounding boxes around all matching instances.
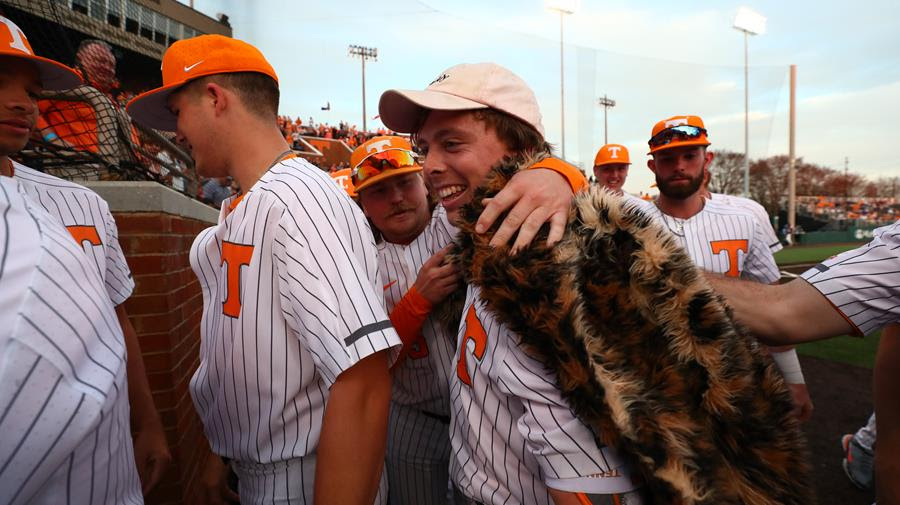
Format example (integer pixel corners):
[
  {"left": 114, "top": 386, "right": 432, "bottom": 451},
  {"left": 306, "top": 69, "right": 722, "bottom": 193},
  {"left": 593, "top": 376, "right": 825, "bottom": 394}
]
[
  {"left": 593, "top": 144, "right": 630, "bottom": 167},
  {"left": 349, "top": 136, "right": 421, "bottom": 193},
  {"left": 330, "top": 168, "right": 357, "bottom": 198},
  {"left": 647, "top": 115, "right": 711, "bottom": 154},
  {"left": 126, "top": 34, "right": 278, "bottom": 131},
  {"left": 0, "top": 15, "right": 82, "bottom": 90}
]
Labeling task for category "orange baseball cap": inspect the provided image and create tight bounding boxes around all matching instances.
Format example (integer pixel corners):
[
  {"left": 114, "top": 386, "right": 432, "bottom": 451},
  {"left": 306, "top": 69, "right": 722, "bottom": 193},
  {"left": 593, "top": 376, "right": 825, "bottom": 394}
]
[
  {"left": 593, "top": 144, "right": 630, "bottom": 167},
  {"left": 647, "top": 115, "right": 711, "bottom": 154},
  {"left": 126, "top": 35, "right": 278, "bottom": 131},
  {"left": 350, "top": 136, "right": 421, "bottom": 193},
  {"left": 330, "top": 168, "right": 357, "bottom": 198},
  {"left": 0, "top": 15, "right": 82, "bottom": 91}
]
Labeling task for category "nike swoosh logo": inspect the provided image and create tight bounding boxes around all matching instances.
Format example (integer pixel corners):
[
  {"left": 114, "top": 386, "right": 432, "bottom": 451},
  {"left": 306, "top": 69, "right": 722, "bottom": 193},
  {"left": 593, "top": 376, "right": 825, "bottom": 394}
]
[
  {"left": 184, "top": 60, "right": 204, "bottom": 72},
  {"left": 383, "top": 280, "right": 398, "bottom": 291}
]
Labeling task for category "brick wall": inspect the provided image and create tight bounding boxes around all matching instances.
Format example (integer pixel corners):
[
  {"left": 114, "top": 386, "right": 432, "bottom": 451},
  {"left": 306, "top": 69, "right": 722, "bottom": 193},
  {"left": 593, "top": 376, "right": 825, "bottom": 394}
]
[{"left": 115, "top": 210, "right": 211, "bottom": 505}]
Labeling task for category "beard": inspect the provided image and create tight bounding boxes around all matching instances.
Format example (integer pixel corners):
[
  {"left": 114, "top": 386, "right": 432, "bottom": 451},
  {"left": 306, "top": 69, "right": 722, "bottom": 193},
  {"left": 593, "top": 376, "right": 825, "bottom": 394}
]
[{"left": 657, "top": 172, "right": 704, "bottom": 200}]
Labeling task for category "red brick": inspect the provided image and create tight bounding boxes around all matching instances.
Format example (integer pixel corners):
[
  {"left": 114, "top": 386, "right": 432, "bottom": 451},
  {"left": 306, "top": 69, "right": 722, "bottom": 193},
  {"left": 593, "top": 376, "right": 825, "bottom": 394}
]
[
  {"left": 124, "top": 294, "right": 170, "bottom": 316},
  {"left": 137, "top": 332, "right": 173, "bottom": 353},
  {"left": 114, "top": 212, "right": 173, "bottom": 233},
  {"left": 132, "top": 273, "right": 172, "bottom": 295},
  {"left": 131, "top": 312, "right": 179, "bottom": 334}
]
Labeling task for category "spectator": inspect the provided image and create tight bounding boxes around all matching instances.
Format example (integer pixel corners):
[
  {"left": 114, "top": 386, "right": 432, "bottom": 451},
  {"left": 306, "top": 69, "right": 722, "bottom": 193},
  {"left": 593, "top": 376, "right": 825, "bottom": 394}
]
[{"left": 201, "top": 176, "right": 233, "bottom": 208}]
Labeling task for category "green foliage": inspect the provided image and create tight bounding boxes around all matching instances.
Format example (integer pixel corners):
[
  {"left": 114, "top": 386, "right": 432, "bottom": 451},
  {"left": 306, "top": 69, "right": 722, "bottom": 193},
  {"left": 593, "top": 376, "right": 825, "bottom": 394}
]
[
  {"left": 798, "top": 332, "right": 880, "bottom": 369},
  {"left": 774, "top": 244, "right": 858, "bottom": 266}
]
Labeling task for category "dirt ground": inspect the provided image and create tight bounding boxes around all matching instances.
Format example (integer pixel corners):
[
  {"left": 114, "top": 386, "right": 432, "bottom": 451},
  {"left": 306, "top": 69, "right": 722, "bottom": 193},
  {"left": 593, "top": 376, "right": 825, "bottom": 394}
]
[{"left": 800, "top": 354, "right": 876, "bottom": 504}]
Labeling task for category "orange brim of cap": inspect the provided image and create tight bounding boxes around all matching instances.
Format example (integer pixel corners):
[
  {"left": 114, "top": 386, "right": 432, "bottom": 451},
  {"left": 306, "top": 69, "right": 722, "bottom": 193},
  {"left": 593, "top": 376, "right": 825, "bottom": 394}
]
[
  {"left": 126, "top": 82, "right": 184, "bottom": 131},
  {"left": 354, "top": 165, "right": 422, "bottom": 193},
  {"left": 9, "top": 53, "right": 82, "bottom": 91},
  {"left": 594, "top": 160, "right": 631, "bottom": 167},
  {"left": 647, "top": 137, "right": 711, "bottom": 155},
  {"left": 378, "top": 89, "right": 487, "bottom": 134}
]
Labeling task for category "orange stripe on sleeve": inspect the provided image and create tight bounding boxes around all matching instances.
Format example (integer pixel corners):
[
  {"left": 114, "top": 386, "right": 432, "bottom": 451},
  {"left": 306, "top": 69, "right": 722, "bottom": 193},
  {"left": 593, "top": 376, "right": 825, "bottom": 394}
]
[
  {"left": 389, "top": 285, "right": 434, "bottom": 368},
  {"left": 528, "top": 157, "right": 589, "bottom": 193}
]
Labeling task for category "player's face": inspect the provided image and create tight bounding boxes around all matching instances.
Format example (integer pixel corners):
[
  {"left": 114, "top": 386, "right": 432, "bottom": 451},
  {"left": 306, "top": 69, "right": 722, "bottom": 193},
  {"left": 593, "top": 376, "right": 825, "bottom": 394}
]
[
  {"left": 168, "top": 83, "right": 226, "bottom": 177},
  {"left": 358, "top": 172, "right": 431, "bottom": 244},
  {"left": 593, "top": 163, "right": 629, "bottom": 193},
  {"left": 648, "top": 146, "right": 713, "bottom": 200},
  {"left": 417, "top": 110, "right": 510, "bottom": 221},
  {"left": 0, "top": 56, "right": 41, "bottom": 157}
]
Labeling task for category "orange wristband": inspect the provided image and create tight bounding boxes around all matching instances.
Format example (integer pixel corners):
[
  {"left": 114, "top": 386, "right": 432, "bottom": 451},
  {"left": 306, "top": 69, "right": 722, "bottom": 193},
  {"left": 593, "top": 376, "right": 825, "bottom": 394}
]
[{"left": 528, "top": 157, "right": 588, "bottom": 193}]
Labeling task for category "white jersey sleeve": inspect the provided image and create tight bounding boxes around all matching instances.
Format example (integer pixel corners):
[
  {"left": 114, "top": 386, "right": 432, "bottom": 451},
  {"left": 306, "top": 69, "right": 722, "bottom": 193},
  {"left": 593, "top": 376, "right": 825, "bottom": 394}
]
[
  {"left": 0, "top": 176, "right": 141, "bottom": 505},
  {"left": 272, "top": 176, "right": 399, "bottom": 387},
  {"left": 740, "top": 212, "right": 781, "bottom": 284},
  {"left": 801, "top": 220, "right": 900, "bottom": 336},
  {"left": 13, "top": 161, "right": 135, "bottom": 305}
]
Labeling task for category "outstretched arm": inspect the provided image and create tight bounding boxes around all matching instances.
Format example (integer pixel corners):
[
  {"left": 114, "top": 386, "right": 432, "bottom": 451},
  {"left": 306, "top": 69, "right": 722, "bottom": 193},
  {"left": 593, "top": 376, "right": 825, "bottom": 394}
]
[{"left": 707, "top": 275, "right": 854, "bottom": 344}]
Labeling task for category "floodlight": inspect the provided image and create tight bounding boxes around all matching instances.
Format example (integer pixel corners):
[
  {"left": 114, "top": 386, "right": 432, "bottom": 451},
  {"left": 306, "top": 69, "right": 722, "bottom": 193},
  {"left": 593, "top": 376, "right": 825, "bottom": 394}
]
[{"left": 733, "top": 6, "right": 766, "bottom": 35}]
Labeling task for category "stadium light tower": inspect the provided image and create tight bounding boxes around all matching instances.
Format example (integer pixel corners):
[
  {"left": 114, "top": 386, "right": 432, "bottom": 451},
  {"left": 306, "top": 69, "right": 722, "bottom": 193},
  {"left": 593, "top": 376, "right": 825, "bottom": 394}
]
[
  {"left": 597, "top": 95, "right": 616, "bottom": 144},
  {"left": 546, "top": 0, "right": 579, "bottom": 159},
  {"left": 348, "top": 45, "right": 377, "bottom": 132},
  {"left": 733, "top": 6, "right": 766, "bottom": 197}
]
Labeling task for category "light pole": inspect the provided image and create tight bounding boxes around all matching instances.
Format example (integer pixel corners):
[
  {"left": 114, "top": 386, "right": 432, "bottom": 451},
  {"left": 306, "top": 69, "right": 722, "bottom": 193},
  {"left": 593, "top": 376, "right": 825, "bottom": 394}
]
[
  {"left": 597, "top": 95, "right": 616, "bottom": 144},
  {"left": 733, "top": 6, "right": 766, "bottom": 197},
  {"left": 546, "top": 0, "right": 578, "bottom": 159},
  {"left": 348, "top": 45, "right": 377, "bottom": 132}
]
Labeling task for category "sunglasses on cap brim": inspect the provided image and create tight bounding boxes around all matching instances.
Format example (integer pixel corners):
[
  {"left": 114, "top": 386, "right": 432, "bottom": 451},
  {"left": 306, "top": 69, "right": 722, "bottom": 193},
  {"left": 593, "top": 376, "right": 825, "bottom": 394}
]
[
  {"left": 648, "top": 125, "right": 707, "bottom": 149},
  {"left": 351, "top": 149, "right": 418, "bottom": 186}
]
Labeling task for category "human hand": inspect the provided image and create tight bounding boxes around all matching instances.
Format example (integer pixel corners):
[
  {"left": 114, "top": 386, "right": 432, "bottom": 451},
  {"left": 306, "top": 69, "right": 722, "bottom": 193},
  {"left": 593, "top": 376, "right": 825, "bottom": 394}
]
[
  {"left": 788, "top": 383, "right": 814, "bottom": 423},
  {"left": 475, "top": 168, "right": 572, "bottom": 254},
  {"left": 195, "top": 452, "right": 240, "bottom": 504},
  {"left": 413, "top": 246, "right": 459, "bottom": 306},
  {"left": 133, "top": 422, "right": 172, "bottom": 494}
]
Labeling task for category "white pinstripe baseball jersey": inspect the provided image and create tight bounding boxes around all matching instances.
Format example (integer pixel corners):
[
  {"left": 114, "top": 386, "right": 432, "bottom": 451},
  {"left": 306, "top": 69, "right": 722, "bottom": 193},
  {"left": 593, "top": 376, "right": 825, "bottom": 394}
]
[
  {"left": 380, "top": 205, "right": 456, "bottom": 413},
  {"left": 645, "top": 199, "right": 780, "bottom": 283},
  {"left": 801, "top": 220, "right": 900, "bottom": 336},
  {"left": 0, "top": 176, "right": 141, "bottom": 505},
  {"left": 709, "top": 192, "right": 783, "bottom": 253},
  {"left": 187, "top": 157, "right": 400, "bottom": 500},
  {"left": 450, "top": 287, "right": 639, "bottom": 504},
  {"left": 12, "top": 161, "right": 135, "bottom": 305}
]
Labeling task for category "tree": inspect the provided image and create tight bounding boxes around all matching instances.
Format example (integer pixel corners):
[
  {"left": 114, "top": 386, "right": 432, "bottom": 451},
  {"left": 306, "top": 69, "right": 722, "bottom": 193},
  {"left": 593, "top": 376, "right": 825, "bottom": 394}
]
[{"left": 708, "top": 150, "right": 746, "bottom": 195}]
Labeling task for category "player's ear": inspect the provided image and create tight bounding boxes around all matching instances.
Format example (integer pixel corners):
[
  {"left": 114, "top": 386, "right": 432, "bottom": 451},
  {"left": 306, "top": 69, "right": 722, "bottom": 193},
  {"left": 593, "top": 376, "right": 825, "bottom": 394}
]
[
  {"left": 205, "top": 82, "right": 228, "bottom": 116},
  {"left": 647, "top": 158, "right": 657, "bottom": 174},
  {"left": 704, "top": 149, "right": 715, "bottom": 167}
]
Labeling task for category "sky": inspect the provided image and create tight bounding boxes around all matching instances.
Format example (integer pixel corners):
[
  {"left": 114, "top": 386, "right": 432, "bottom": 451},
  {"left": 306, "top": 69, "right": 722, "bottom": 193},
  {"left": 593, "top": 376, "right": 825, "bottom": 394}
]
[{"left": 182, "top": 0, "right": 900, "bottom": 194}]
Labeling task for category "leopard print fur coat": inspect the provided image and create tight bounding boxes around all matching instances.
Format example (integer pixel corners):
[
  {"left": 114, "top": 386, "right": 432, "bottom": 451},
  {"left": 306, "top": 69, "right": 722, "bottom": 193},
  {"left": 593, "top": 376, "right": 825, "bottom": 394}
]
[{"left": 447, "top": 155, "right": 814, "bottom": 505}]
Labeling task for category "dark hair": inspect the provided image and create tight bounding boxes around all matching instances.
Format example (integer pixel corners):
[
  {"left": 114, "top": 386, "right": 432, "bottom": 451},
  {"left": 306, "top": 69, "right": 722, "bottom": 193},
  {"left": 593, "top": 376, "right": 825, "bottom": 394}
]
[
  {"left": 191, "top": 72, "right": 279, "bottom": 120},
  {"left": 471, "top": 108, "right": 552, "bottom": 156}
]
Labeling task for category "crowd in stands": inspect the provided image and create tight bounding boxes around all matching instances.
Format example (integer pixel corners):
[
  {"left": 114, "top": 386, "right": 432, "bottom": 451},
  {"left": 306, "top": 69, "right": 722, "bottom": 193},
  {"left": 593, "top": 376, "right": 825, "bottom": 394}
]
[
  {"left": 797, "top": 196, "right": 899, "bottom": 226},
  {"left": 277, "top": 115, "right": 395, "bottom": 149}
]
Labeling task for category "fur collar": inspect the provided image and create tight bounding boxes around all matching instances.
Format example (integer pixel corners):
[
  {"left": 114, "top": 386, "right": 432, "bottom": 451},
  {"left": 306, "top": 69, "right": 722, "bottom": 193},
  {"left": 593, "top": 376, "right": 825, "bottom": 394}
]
[{"left": 449, "top": 155, "right": 814, "bottom": 505}]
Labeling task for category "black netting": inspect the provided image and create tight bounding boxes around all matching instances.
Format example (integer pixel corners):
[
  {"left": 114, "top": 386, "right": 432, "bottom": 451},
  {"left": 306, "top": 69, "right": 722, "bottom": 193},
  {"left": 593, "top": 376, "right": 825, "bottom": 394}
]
[{"left": 3, "top": 0, "right": 198, "bottom": 197}]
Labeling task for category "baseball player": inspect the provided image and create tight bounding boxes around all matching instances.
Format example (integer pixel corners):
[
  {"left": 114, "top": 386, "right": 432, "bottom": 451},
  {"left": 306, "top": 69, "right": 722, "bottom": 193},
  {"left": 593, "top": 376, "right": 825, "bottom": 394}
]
[
  {"left": 592, "top": 143, "right": 649, "bottom": 210},
  {"left": 707, "top": 219, "right": 900, "bottom": 503},
  {"left": 0, "top": 17, "right": 142, "bottom": 504},
  {"left": 347, "top": 135, "right": 463, "bottom": 505},
  {"left": 642, "top": 115, "right": 813, "bottom": 421},
  {"left": 126, "top": 35, "right": 403, "bottom": 504},
  {"left": 0, "top": 15, "right": 171, "bottom": 494},
  {"left": 379, "top": 62, "right": 645, "bottom": 504},
  {"left": 699, "top": 170, "right": 783, "bottom": 254}
]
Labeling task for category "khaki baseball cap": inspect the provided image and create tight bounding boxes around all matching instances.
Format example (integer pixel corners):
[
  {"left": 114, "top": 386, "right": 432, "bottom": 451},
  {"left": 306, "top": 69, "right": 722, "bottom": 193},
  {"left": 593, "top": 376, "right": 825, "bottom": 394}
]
[
  {"left": 0, "top": 15, "right": 82, "bottom": 91},
  {"left": 127, "top": 34, "right": 278, "bottom": 131},
  {"left": 378, "top": 62, "right": 544, "bottom": 137}
]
